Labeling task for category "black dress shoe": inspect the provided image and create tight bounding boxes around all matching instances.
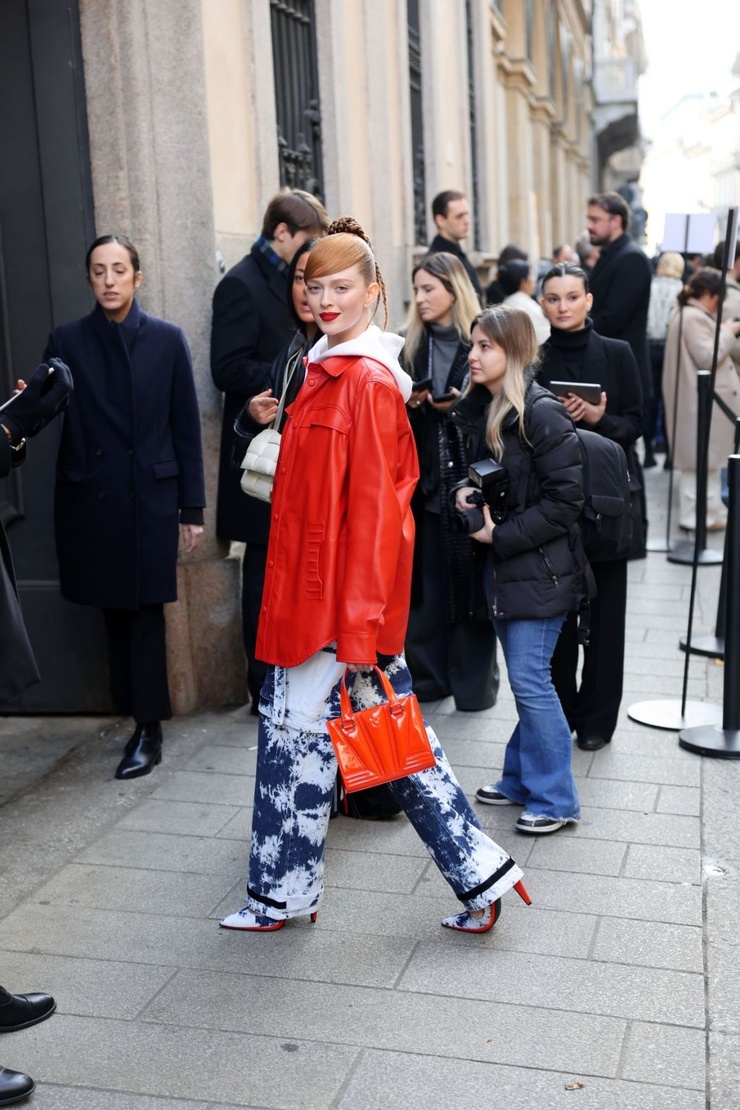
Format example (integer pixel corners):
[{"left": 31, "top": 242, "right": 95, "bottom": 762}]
[
  {"left": 0, "top": 1067, "right": 34, "bottom": 1106},
  {"left": 115, "top": 722, "right": 162, "bottom": 780},
  {"left": 0, "top": 988, "right": 56, "bottom": 1033},
  {"left": 576, "top": 735, "right": 610, "bottom": 752}
]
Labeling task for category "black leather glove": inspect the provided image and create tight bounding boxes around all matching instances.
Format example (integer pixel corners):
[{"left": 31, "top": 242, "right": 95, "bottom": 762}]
[{"left": 2, "top": 359, "right": 73, "bottom": 441}]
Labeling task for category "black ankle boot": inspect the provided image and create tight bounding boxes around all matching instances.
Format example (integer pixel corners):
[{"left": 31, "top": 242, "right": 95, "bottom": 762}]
[{"left": 115, "top": 722, "right": 162, "bottom": 780}]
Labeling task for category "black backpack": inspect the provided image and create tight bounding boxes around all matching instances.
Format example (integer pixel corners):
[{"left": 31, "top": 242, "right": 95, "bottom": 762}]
[{"left": 521, "top": 395, "right": 633, "bottom": 564}]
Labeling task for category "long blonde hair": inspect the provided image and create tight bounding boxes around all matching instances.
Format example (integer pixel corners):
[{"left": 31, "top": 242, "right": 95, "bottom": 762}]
[
  {"left": 466, "top": 305, "right": 539, "bottom": 459},
  {"left": 403, "top": 252, "right": 481, "bottom": 368}
]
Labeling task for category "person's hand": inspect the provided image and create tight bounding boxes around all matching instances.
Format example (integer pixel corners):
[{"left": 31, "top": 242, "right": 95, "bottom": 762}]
[
  {"left": 455, "top": 485, "right": 478, "bottom": 512},
  {"left": 13, "top": 379, "right": 27, "bottom": 394},
  {"left": 2, "top": 359, "right": 73, "bottom": 441},
  {"left": 469, "top": 502, "right": 495, "bottom": 544},
  {"left": 428, "top": 387, "right": 461, "bottom": 412},
  {"left": 345, "top": 663, "right": 375, "bottom": 673},
  {"left": 408, "top": 389, "right": 430, "bottom": 411},
  {"left": 560, "top": 390, "right": 607, "bottom": 426},
  {"left": 180, "top": 524, "right": 204, "bottom": 554},
  {"left": 248, "top": 389, "right": 279, "bottom": 425}
]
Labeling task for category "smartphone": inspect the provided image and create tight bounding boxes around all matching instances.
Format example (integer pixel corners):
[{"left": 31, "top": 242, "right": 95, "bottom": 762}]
[
  {"left": 432, "top": 391, "right": 455, "bottom": 403},
  {"left": 549, "top": 380, "right": 602, "bottom": 405},
  {"left": 0, "top": 366, "right": 54, "bottom": 412},
  {"left": 411, "top": 376, "right": 433, "bottom": 393}
]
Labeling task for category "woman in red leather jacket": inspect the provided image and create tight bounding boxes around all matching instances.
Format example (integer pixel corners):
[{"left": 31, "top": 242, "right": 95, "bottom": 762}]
[{"left": 219, "top": 218, "right": 529, "bottom": 934}]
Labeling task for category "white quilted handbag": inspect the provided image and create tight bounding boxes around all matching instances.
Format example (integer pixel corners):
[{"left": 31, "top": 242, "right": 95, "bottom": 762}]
[
  {"left": 240, "top": 360, "right": 296, "bottom": 502},
  {"left": 240, "top": 428, "right": 281, "bottom": 502}
]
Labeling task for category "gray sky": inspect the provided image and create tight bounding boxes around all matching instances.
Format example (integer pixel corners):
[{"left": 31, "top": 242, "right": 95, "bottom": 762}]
[{"left": 638, "top": 0, "right": 740, "bottom": 137}]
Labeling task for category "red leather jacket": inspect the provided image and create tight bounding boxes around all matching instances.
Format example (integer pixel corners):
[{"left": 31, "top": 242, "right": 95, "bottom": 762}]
[{"left": 256, "top": 349, "right": 419, "bottom": 667}]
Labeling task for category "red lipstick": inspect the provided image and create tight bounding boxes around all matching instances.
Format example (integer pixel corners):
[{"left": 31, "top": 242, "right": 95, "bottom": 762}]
[{"left": 319, "top": 312, "right": 340, "bottom": 321}]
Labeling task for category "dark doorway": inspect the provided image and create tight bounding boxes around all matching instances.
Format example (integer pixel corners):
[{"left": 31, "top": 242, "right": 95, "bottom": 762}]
[{"left": 0, "top": 0, "right": 111, "bottom": 712}]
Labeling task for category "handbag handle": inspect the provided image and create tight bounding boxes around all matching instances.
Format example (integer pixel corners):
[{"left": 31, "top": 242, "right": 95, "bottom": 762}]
[
  {"left": 271, "top": 348, "right": 301, "bottom": 430},
  {"left": 338, "top": 665, "right": 403, "bottom": 728}
]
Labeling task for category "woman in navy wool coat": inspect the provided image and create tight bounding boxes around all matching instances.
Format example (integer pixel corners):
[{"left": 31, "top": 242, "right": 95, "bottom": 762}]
[{"left": 44, "top": 235, "right": 205, "bottom": 780}]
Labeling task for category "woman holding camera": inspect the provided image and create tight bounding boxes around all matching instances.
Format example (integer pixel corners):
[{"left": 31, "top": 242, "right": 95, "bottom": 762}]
[
  {"left": 450, "top": 305, "right": 585, "bottom": 834},
  {"left": 404, "top": 252, "right": 497, "bottom": 711}
]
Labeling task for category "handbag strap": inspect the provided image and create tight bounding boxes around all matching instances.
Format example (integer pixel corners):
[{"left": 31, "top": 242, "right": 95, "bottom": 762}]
[
  {"left": 271, "top": 349, "right": 302, "bottom": 430},
  {"left": 339, "top": 665, "right": 399, "bottom": 721}
]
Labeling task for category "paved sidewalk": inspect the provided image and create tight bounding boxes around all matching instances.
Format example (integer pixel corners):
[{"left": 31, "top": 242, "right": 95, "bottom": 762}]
[{"left": 1, "top": 463, "right": 739, "bottom": 1109}]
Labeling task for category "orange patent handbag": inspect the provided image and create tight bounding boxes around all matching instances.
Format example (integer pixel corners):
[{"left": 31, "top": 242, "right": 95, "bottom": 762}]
[{"left": 327, "top": 667, "right": 436, "bottom": 793}]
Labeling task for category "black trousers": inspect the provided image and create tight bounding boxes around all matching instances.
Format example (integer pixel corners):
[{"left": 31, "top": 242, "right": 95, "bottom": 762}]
[
  {"left": 405, "top": 510, "right": 498, "bottom": 711},
  {"left": 241, "top": 542, "right": 269, "bottom": 704},
  {"left": 549, "top": 558, "right": 627, "bottom": 743},
  {"left": 103, "top": 604, "right": 172, "bottom": 723}
]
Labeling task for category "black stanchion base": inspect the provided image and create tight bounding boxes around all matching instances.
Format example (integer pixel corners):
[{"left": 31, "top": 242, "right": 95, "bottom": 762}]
[
  {"left": 679, "top": 634, "right": 725, "bottom": 659},
  {"left": 679, "top": 726, "right": 740, "bottom": 758},
  {"left": 667, "top": 543, "right": 723, "bottom": 565},
  {"left": 628, "top": 698, "right": 722, "bottom": 731}
]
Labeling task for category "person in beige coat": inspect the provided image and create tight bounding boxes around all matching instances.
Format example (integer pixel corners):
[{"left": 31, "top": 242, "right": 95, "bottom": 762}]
[{"left": 663, "top": 268, "right": 740, "bottom": 531}]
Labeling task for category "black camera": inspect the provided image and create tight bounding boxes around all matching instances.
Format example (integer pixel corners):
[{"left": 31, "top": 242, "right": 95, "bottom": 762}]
[{"left": 454, "top": 458, "right": 509, "bottom": 534}]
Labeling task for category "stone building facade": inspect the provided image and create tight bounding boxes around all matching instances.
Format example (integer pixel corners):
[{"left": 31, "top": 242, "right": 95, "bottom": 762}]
[{"left": 2, "top": 0, "right": 600, "bottom": 713}]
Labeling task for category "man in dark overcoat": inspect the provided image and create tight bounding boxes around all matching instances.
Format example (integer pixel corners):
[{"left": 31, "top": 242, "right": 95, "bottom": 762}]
[
  {"left": 586, "top": 192, "right": 653, "bottom": 401},
  {"left": 210, "top": 188, "right": 328, "bottom": 706},
  {"left": 587, "top": 191, "right": 652, "bottom": 544},
  {"left": 427, "top": 189, "right": 482, "bottom": 302},
  {"left": 1, "top": 362, "right": 71, "bottom": 1105}
]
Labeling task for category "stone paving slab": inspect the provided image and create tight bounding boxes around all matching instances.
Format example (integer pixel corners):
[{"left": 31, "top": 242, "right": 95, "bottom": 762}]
[
  {"left": 335, "top": 1048, "right": 705, "bottom": 1110},
  {"left": 591, "top": 917, "right": 703, "bottom": 973},
  {"left": 18, "top": 1090, "right": 214, "bottom": 1110},
  {"left": 9, "top": 1014, "right": 358, "bottom": 1107},
  {"left": 0, "top": 950, "right": 174, "bottom": 1019},
  {"left": 396, "top": 944, "right": 705, "bottom": 1026},
  {"left": 140, "top": 967, "right": 627, "bottom": 1076},
  {"left": 624, "top": 842, "right": 700, "bottom": 884},
  {"left": 30, "top": 862, "right": 231, "bottom": 916}
]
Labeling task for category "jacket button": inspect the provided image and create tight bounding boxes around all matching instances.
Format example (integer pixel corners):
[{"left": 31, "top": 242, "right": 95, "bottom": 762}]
[
  {"left": 262, "top": 605, "right": 267, "bottom": 614},
  {"left": 128, "top": 448, "right": 134, "bottom": 456},
  {"left": 308, "top": 378, "right": 316, "bottom": 386},
  {"left": 268, "top": 560, "right": 274, "bottom": 567},
  {"left": 95, "top": 448, "right": 103, "bottom": 456},
  {"left": 98, "top": 491, "right": 105, "bottom": 499},
  {"left": 280, "top": 467, "right": 286, "bottom": 474}
]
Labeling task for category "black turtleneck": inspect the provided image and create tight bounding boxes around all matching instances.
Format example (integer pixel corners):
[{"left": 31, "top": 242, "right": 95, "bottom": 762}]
[{"left": 544, "top": 318, "right": 592, "bottom": 378}]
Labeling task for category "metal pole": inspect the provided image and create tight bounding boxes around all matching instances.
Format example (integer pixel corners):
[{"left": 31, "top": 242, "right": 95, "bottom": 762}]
[{"left": 679, "top": 454, "right": 740, "bottom": 756}]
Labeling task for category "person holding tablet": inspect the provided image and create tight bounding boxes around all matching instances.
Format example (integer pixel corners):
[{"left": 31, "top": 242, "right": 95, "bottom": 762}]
[{"left": 538, "top": 263, "right": 643, "bottom": 751}]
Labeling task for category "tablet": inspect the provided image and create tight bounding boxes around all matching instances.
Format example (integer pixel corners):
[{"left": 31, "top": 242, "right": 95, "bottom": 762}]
[{"left": 549, "top": 380, "right": 602, "bottom": 406}]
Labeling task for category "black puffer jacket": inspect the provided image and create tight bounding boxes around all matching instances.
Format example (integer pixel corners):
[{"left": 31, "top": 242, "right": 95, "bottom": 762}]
[{"left": 450, "top": 373, "right": 586, "bottom": 620}]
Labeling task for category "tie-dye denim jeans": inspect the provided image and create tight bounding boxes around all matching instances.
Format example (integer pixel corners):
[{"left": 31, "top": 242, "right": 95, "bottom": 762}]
[{"left": 244, "top": 648, "right": 523, "bottom": 921}]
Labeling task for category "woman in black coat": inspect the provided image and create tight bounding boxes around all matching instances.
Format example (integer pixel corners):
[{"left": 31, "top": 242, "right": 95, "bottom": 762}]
[
  {"left": 538, "top": 262, "right": 643, "bottom": 750},
  {"left": 44, "top": 235, "right": 205, "bottom": 779},
  {"left": 451, "top": 305, "right": 586, "bottom": 835},
  {"left": 403, "top": 251, "right": 497, "bottom": 710}
]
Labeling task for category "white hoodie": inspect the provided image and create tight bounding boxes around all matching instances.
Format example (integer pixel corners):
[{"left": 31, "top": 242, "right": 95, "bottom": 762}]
[{"left": 307, "top": 324, "right": 413, "bottom": 404}]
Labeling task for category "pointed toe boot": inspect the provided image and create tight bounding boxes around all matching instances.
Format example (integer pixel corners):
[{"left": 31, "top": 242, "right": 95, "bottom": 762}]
[{"left": 115, "top": 722, "right": 162, "bottom": 780}]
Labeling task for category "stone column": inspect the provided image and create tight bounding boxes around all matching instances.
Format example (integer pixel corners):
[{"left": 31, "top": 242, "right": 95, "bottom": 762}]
[{"left": 78, "top": 0, "right": 247, "bottom": 711}]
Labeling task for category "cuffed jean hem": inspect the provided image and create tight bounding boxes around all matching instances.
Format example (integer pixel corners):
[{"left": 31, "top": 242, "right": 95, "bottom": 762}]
[
  {"left": 459, "top": 860, "right": 525, "bottom": 911},
  {"left": 245, "top": 890, "right": 321, "bottom": 921},
  {"left": 493, "top": 781, "right": 580, "bottom": 822}
]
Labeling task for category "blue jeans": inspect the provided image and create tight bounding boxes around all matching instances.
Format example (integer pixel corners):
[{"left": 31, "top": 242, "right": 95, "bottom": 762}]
[
  {"left": 493, "top": 615, "right": 581, "bottom": 821},
  {"left": 245, "top": 651, "right": 523, "bottom": 921}
]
